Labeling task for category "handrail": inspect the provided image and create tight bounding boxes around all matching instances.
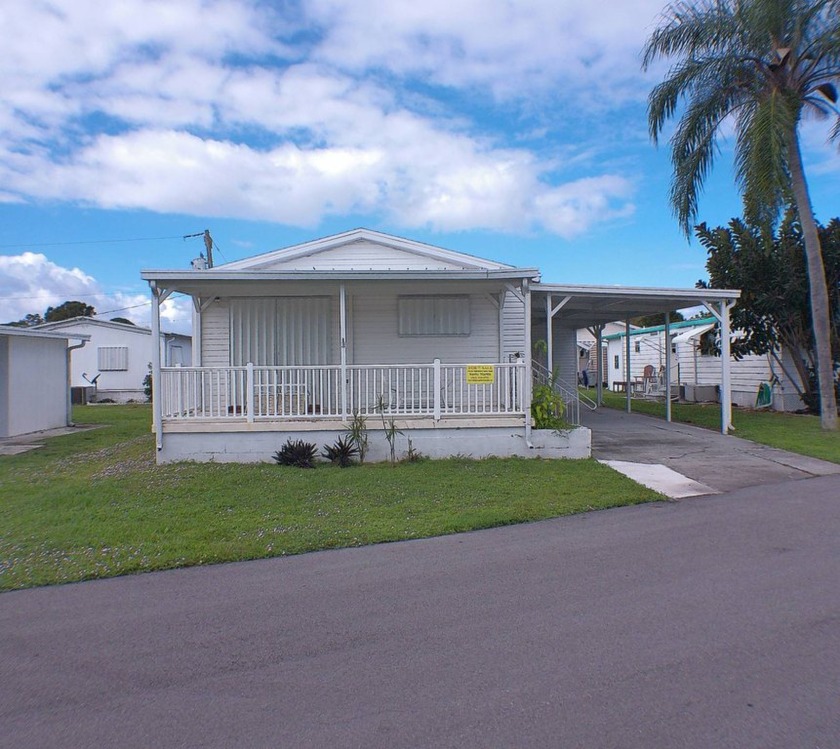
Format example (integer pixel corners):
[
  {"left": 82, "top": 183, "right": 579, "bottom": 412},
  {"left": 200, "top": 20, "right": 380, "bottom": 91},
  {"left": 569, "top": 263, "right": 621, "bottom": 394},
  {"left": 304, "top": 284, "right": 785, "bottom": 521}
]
[{"left": 531, "top": 361, "right": 582, "bottom": 425}]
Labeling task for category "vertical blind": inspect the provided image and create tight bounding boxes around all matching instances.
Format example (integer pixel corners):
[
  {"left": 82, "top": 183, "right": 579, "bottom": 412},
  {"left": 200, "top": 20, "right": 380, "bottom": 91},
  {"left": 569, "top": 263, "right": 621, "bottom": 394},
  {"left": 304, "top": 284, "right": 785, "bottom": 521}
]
[
  {"left": 230, "top": 297, "right": 332, "bottom": 366},
  {"left": 397, "top": 296, "right": 470, "bottom": 336}
]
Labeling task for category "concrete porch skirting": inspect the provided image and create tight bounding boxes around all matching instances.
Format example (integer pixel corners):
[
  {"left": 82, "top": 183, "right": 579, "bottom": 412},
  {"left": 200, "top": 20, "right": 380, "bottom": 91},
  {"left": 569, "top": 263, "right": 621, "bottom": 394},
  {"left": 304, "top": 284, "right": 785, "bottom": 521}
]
[{"left": 156, "top": 423, "right": 591, "bottom": 464}]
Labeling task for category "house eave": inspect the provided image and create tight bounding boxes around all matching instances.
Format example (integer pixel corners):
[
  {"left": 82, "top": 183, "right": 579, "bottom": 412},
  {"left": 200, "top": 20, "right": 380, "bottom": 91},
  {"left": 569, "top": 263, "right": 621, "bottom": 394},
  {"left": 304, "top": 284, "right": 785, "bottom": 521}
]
[{"left": 142, "top": 268, "right": 539, "bottom": 284}]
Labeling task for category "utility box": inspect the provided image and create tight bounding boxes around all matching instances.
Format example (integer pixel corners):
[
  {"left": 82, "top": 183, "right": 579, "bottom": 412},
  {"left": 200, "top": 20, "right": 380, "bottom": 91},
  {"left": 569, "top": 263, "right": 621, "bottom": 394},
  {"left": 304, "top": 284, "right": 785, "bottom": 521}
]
[
  {"left": 71, "top": 386, "right": 94, "bottom": 405},
  {"left": 683, "top": 384, "right": 718, "bottom": 403}
]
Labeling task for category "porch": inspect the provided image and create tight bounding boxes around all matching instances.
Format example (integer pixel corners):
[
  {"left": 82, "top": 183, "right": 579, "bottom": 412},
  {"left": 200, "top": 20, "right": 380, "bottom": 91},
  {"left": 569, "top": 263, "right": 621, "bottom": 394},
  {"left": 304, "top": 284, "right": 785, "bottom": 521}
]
[{"left": 160, "top": 360, "right": 528, "bottom": 424}]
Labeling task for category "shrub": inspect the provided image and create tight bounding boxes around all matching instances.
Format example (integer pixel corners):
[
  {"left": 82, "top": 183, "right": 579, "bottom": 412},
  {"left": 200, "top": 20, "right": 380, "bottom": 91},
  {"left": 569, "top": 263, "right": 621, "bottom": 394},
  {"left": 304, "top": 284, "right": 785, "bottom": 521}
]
[
  {"left": 272, "top": 439, "right": 319, "bottom": 468},
  {"left": 322, "top": 436, "right": 359, "bottom": 467},
  {"left": 531, "top": 383, "right": 567, "bottom": 430}
]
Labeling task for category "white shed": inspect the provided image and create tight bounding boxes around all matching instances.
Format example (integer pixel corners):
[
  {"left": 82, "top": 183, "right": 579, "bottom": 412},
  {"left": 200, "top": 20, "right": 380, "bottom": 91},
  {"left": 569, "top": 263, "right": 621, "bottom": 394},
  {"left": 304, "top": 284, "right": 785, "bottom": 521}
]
[
  {"left": 33, "top": 318, "right": 192, "bottom": 403},
  {"left": 0, "top": 327, "right": 89, "bottom": 438}
]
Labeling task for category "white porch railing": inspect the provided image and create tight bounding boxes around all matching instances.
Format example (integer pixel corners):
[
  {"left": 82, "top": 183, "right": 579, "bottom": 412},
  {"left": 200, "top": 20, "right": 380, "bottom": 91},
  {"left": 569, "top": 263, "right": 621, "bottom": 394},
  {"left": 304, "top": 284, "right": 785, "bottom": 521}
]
[{"left": 160, "top": 361, "right": 526, "bottom": 422}]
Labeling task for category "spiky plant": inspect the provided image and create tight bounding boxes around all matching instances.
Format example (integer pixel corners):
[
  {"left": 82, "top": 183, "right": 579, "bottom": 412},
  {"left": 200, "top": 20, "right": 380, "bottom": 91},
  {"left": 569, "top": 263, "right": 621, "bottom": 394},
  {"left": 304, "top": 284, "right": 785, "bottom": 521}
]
[
  {"left": 272, "top": 439, "right": 319, "bottom": 468},
  {"left": 322, "top": 436, "right": 359, "bottom": 468}
]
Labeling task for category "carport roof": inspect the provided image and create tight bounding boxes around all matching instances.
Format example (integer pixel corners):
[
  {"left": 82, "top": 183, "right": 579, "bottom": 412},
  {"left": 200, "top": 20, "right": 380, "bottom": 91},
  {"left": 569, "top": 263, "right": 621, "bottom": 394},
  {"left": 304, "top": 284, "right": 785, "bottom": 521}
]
[{"left": 531, "top": 283, "right": 740, "bottom": 328}]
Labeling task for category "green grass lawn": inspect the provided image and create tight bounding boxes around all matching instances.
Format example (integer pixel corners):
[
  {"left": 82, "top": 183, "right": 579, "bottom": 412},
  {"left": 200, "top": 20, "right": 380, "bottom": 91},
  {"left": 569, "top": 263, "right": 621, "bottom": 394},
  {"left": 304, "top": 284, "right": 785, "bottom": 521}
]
[
  {"left": 0, "top": 405, "right": 660, "bottom": 591},
  {"left": 590, "top": 388, "right": 840, "bottom": 463}
]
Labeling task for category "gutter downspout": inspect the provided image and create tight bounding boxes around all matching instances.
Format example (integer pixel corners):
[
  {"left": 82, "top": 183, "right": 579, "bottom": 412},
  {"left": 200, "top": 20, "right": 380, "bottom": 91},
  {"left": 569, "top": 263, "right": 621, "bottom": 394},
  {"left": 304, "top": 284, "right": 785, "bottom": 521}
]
[{"left": 66, "top": 338, "right": 88, "bottom": 426}]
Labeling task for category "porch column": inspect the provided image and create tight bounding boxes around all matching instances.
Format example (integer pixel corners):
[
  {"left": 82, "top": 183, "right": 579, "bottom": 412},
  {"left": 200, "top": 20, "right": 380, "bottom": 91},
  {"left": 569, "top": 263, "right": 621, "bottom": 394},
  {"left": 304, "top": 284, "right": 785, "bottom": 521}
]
[
  {"left": 150, "top": 282, "right": 163, "bottom": 452},
  {"left": 545, "top": 294, "right": 553, "bottom": 372},
  {"left": 625, "top": 319, "right": 632, "bottom": 413},
  {"left": 664, "top": 315, "right": 672, "bottom": 422},
  {"left": 339, "top": 283, "right": 348, "bottom": 419},
  {"left": 719, "top": 301, "right": 734, "bottom": 434},
  {"left": 595, "top": 325, "right": 604, "bottom": 406},
  {"left": 704, "top": 299, "right": 735, "bottom": 434},
  {"left": 523, "top": 279, "right": 532, "bottom": 443}
]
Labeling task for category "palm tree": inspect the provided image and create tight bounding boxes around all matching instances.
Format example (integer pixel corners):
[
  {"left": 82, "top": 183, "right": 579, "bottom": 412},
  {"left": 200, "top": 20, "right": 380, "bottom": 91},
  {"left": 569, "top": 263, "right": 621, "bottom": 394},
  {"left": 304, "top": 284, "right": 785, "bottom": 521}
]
[{"left": 643, "top": 0, "right": 840, "bottom": 429}]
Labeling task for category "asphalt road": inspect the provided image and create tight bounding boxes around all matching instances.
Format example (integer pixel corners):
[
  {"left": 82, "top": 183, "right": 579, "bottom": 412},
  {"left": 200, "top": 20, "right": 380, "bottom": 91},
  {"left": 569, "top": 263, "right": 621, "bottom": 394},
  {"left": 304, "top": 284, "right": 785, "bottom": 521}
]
[{"left": 2, "top": 475, "right": 839, "bottom": 748}]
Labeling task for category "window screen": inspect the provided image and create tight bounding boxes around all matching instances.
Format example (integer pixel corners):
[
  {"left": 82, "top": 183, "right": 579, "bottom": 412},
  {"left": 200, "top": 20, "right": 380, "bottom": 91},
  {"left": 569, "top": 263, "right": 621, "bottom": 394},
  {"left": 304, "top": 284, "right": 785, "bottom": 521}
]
[
  {"left": 98, "top": 346, "right": 128, "bottom": 371},
  {"left": 398, "top": 296, "right": 470, "bottom": 336}
]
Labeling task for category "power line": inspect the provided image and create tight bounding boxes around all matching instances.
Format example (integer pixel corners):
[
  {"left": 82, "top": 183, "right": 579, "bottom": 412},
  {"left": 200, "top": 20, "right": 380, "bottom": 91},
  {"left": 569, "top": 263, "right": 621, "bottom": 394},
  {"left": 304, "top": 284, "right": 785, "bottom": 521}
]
[{"left": 0, "top": 234, "right": 188, "bottom": 249}]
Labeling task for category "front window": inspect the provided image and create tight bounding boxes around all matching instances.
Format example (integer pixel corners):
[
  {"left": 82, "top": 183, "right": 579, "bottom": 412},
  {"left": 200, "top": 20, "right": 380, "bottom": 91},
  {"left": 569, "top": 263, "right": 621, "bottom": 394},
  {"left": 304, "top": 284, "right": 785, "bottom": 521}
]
[{"left": 397, "top": 295, "right": 470, "bottom": 336}]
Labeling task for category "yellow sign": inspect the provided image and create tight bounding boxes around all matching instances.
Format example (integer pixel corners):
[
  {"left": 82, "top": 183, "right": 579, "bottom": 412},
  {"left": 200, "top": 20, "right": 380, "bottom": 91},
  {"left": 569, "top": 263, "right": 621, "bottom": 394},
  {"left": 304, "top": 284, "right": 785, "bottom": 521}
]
[{"left": 466, "top": 364, "right": 495, "bottom": 384}]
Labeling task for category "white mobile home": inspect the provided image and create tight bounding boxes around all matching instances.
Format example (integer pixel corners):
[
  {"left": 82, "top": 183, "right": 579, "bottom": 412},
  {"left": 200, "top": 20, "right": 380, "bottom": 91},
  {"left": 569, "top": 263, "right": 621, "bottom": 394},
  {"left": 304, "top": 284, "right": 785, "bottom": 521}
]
[
  {"left": 604, "top": 318, "right": 805, "bottom": 411},
  {"left": 142, "top": 229, "right": 740, "bottom": 463},
  {"left": 0, "top": 327, "right": 89, "bottom": 438},
  {"left": 33, "top": 318, "right": 191, "bottom": 403}
]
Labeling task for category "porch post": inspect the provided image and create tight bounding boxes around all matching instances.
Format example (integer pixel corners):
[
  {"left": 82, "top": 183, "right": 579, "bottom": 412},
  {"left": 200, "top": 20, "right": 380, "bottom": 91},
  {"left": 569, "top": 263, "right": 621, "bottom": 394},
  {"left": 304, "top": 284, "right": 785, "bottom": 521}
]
[
  {"left": 246, "top": 362, "right": 255, "bottom": 423},
  {"left": 719, "top": 301, "right": 734, "bottom": 434},
  {"left": 595, "top": 325, "right": 604, "bottom": 406},
  {"left": 150, "top": 282, "right": 163, "bottom": 452},
  {"left": 545, "top": 294, "right": 553, "bottom": 372},
  {"left": 340, "top": 283, "right": 348, "bottom": 419},
  {"left": 625, "top": 319, "right": 632, "bottom": 413},
  {"left": 433, "top": 358, "right": 441, "bottom": 421},
  {"left": 664, "top": 315, "right": 672, "bottom": 422},
  {"left": 523, "top": 278, "right": 532, "bottom": 443},
  {"left": 704, "top": 299, "right": 735, "bottom": 434}
]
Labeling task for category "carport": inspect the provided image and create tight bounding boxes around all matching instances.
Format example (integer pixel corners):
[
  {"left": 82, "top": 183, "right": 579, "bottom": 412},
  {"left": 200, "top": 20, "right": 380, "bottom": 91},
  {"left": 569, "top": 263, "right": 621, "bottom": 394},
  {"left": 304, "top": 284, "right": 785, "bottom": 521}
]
[{"left": 530, "top": 283, "right": 741, "bottom": 434}]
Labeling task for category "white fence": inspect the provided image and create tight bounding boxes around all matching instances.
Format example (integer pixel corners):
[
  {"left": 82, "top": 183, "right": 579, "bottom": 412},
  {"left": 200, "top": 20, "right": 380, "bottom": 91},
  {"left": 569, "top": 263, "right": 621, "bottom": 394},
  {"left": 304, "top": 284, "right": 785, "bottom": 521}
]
[{"left": 160, "top": 361, "right": 526, "bottom": 422}]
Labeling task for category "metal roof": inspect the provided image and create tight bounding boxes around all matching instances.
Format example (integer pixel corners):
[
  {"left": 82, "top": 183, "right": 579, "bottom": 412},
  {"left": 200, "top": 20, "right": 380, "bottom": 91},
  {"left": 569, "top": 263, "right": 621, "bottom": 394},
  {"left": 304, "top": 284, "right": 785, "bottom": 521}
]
[
  {"left": 532, "top": 283, "right": 740, "bottom": 328},
  {"left": 0, "top": 326, "right": 91, "bottom": 342}
]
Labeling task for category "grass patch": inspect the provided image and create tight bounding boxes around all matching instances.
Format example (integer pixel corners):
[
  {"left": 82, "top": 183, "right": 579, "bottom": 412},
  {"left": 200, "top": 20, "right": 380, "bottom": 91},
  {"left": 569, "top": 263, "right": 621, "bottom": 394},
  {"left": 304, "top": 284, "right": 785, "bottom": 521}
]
[
  {"left": 590, "top": 389, "right": 840, "bottom": 463},
  {"left": 0, "top": 405, "right": 660, "bottom": 591}
]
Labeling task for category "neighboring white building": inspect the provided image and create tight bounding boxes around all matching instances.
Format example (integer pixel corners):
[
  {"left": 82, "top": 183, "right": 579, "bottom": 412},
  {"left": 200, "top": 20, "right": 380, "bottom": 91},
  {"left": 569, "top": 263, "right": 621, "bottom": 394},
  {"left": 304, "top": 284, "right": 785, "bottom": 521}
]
[
  {"left": 33, "top": 317, "right": 191, "bottom": 403},
  {"left": 141, "top": 229, "right": 740, "bottom": 463},
  {"left": 576, "top": 322, "right": 632, "bottom": 386},
  {"left": 0, "top": 326, "right": 89, "bottom": 438},
  {"left": 603, "top": 317, "right": 805, "bottom": 411}
]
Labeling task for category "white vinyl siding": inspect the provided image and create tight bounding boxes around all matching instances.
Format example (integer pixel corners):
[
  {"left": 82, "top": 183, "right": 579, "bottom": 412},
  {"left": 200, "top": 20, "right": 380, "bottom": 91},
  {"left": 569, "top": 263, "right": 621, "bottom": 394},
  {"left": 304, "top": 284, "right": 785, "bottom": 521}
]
[
  {"left": 201, "top": 301, "right": 230, "bottom": 367},
  {"left": 98, "top": 346, "right": 128, "bottom": 371},
  {"left": 266, "top": 242, "right": 471, "bottom": 271},
  {"left": 230, "top": 297, "right": 331, "bottom": 366},
  {"left": 352, "top": 289, "right": 498, "bottom": 364},
  {"left": 500, "top": 290, "right": 526, "bottom": 361},
  {"left": 398, "top": 296, "right": 470, "bottom": 336}
]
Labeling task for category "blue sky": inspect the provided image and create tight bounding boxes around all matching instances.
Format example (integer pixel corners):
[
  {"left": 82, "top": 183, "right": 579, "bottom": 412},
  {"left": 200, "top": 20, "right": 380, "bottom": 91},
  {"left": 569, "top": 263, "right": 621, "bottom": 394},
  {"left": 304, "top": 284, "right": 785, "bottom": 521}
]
[{"left": 1, "top": 0, "right": 838, "bottom": 333}]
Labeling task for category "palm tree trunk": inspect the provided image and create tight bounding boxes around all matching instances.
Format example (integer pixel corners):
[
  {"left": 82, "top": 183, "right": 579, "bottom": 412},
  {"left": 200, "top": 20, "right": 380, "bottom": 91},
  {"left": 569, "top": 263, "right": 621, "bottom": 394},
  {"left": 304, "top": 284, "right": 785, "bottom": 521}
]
[{"left": 788, "top": 128, "right": 838, "bottom": 430}]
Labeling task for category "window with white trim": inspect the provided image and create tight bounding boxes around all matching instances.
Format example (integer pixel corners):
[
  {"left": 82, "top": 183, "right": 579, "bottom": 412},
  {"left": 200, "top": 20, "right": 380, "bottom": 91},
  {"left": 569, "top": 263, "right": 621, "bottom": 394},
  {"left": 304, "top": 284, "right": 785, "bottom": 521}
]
[
  {"left": 98, "top": 346, "right": 128, "bottom": 371},
  {"left": 397, "top": 296, "right": 470, "bottom": 336}
]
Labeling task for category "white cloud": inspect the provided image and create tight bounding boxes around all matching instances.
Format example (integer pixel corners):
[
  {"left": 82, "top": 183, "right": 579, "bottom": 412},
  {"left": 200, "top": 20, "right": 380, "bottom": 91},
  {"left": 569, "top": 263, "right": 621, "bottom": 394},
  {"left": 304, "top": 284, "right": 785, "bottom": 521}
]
[
  {"left": 0, "top": 0, "right": 655, "bottom": 238},
  {"left": 0, "top": 252, "right": 191, "bottom": 333}
]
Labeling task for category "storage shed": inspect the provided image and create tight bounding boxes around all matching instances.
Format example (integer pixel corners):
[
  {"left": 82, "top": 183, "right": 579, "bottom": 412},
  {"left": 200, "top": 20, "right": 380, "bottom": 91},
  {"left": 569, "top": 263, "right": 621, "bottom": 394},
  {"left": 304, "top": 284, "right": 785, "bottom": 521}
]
[{"left": 0, "top": 327, "right": 89, "bottom": 438}]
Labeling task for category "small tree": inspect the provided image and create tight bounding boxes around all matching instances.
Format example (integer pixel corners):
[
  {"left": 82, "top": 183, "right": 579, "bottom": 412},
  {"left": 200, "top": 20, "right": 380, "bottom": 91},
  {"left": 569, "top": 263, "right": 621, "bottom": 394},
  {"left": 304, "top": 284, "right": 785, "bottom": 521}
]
[{"left": 45, "top": 300, "right": 95, "bottom": 322}]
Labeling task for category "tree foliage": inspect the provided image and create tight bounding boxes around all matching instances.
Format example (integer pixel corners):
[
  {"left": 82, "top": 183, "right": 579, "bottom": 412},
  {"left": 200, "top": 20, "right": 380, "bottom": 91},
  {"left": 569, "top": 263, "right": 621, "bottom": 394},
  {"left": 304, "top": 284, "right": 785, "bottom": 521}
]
[
  {"left": 630, "top": 311, "right": 685, "bottom": 329},
  {"left": 44, "top": 300, "right": 96, "bottom": 322},
  {"left": 4, "top": 312, "right": 45, "bottom": 327},
  {"left": 697, "top": 214, "right": 840, "bottom": 411},
  {"left": 643, "top": 0, "right": 840, "bottom": 427}
]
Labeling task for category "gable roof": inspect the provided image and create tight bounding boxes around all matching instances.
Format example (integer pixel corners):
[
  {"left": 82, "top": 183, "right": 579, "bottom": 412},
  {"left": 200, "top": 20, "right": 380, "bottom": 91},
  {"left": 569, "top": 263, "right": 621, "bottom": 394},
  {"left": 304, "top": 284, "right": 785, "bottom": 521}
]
[
  {"left": 217, "top": 228, "right": 517, "bottom": 272},
  {"left": 33, "top": 317, "right": 189, "bottom": 339},
  {"left": 0, "top": 325, "right": 90, "bottom": 342}
]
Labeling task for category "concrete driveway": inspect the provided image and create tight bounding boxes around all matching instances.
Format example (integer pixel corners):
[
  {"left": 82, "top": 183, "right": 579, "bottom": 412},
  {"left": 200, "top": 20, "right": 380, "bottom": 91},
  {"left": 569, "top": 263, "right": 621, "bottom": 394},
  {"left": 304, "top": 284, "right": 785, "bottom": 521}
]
[
  {"left": 581, "top": 406, "right": 840, "bottom": 495},
  {"left": 1, "top": 475, "right": 839, "bottom": 748}
]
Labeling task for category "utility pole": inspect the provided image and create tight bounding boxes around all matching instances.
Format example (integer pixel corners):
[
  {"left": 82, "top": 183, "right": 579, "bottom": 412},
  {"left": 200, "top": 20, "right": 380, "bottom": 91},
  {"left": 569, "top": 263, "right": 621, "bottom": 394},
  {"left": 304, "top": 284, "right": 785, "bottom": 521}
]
[
  {"left": 203, "top": 229, "right": 214, "bottom": 268},
  {"left": 184, "top": 229, "right": 214, "bottom": 268}
]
